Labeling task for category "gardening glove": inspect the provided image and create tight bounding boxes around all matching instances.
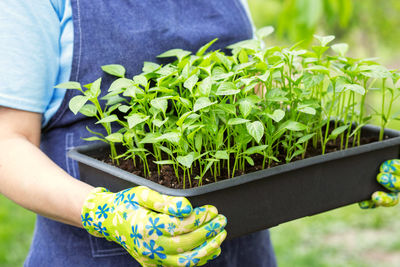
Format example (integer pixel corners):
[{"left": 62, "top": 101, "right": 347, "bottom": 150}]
[
  {"left": 81, "top": 186, "right": 227, "bottom": 267},
  {"left": 359, "top": 159, "right": 400, "bottom": 209}
]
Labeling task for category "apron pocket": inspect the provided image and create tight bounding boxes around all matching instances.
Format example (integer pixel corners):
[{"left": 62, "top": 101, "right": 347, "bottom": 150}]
[{"left": 88, "top": 234, "right": 128, "bottom": 257}]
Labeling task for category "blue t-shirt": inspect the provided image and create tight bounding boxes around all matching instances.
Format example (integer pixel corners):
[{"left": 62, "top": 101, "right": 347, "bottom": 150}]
[
  {"left": 0, "top": 0, "right": 72, "bottom": 126},
  {"left": 0, "top": 0, "right": 253, "bottom": 127}
]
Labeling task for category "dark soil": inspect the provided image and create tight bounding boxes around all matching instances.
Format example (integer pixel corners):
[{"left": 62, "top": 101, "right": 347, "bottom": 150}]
[{"left": 98, "top": 133, "right": 387, "bottom": 189}]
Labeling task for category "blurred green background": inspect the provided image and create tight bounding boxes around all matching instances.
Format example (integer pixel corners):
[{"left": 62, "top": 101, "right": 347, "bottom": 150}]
[
  {"left": 2, "top": 0, "right": 400, "bottom": 266},
  {"left": 251, "top": 1, "right": 400, "bottom": 266},
  {"left": 249, "top": 0, "right": 400, "bottom": 68}
]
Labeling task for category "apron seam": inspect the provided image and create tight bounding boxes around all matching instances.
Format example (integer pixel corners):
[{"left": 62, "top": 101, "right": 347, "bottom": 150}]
[
  {"left": 65, "top": 132, "right": 78, "bottom": 178},
  {"left": 75, "top": 0, "right": 82, "bottom": 81},
  {"left": 42, "top": 0, "right": 83, "bottom": 133}
]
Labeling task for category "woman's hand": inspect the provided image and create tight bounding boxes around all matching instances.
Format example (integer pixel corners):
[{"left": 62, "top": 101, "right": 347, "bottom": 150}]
[
  {"left": 360, "top": 159, "right": 400, "bottom": 209},
  {"left": 81, "top": 186, "right": 227, "bottom": 267}
]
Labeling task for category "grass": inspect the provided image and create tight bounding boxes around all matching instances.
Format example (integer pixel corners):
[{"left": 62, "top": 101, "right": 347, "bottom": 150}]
[
  {"left": 0, "top": 195, "right": 35, "bottom": 267},
  {"left": 2, "top": 193, "right": 400, "bottom": 266},
  {"left": 270, "top": 204, "right": 400, "bottom": 267}
]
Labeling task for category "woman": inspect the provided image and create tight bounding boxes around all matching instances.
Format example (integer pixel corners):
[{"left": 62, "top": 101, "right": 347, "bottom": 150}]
[
  {"left": 0, "top": 0, "right": 397, "bottom": 266},
  {"left": 0, "top": 0, "right": 277, "bottom": 266}
]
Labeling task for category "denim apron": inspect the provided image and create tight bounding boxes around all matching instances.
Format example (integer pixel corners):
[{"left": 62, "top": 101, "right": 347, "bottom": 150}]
[{"left": 25, "top": 0, "right": 277, "bottom": 266}]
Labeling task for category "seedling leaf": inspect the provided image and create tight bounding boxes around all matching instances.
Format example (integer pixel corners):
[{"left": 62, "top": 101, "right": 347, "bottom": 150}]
[
  {"left": 331, "top": 43, "right": 349, "bottom": 57},
  {"left": 101, "top": 64, "right": 126, "bottom": 78},
  {"left": 227, "top": 118, "right": 250, "bottom": 125},
  {"left": 79, "top": 104, "right": 97, "bottom": 117},
  {"left": 239, "top": 98, "right": 254, "bottom": 118},
  {"left": 216, "top": 82, "right": 240, "bottom": 95},
  {"left": 126, "top": 114, "right": 149, "bottom": 128},
  {"left": 154, "top": 160, "right": 175, "bottom": 165},
  {"left": 69, "top": 95, "right": 88, "bottom": 115},
  {"left": 344, "top": 84, "right": 366, "bottom": 95},
  {"left": 296, "top": 133, "right": 316, "bottom": 144},
  {"left": 314, "top": 35, "right": 335, "bottom": 47},
  {"left": 139, "top": 133, "right": 162, "bottom": 144},
  {"left": 282, "top": 121, "right": 307, "bottom": 131},
  {"left": 108, "top": 78, "right": 133, "bottom": 92},
  {"left": 157, "top": 49, "right": 191, "bottom": 61},
  {"left": 244, "top": 156, "right": 254, "bottom": 166},
  {"left": 246, "top": 121, "right": 264, "bottom": 143},
  {"left": 150, "top": 98, "right": 168, "bottom": 114},
  {"left": 118, "top": 105, "right": 131, "bottom": 113},
  {"left": 256, "top": 26, "right": 274, "bottom": 40},
  {"left": 152, "top": 118, "right": 168, "bottom": 128},
  {"left": 55, "top": 81, "right": 81, "bottom": 90},
  {"left": 214, "top": 150, "right": 229, "bottom": 160},
  {"left": 196, "top": 38, "right": 218, "bottom": 56},
  {"left": 199, "top": 76, "right": 212, "bottom": 96},
  {"left": 244, "top": 145, "right": 268, "bottom": 155},
  {"left": 329, "top": 125, "right": 349, "bottom": 140},
  {"left": 177, "top": 153, "right": 195, "bottom": 168},
  {"left": 96, "top": 114, "right": 119, "bottom": 124},
  {"left": 297, "top": 105, "right": 316, "bottom": 115},
  {"left": 105, "top": 133, "right": 123, "bottom": 143},
  {"left": 133, "top": 75, "right": 148, "bottom": 87},
  {"left": 85, "top": 78, "right": 101, "bottom": 99},
  {"left": 267, "top": 109, "right": 285, "bottom": 122},
  {"left": 194, "top": 97, "right": 217, "bottom": 112},
  {"left": 142, "top": 62, "right": 160, "bottom": 73},
  {"left": 184, "top": 75, "right": 198, "bottom": 93},
  {"left": 156, "top": 132, "right": 181, "bottom": 145},
  {"left": 82, "top": 136, "right": 106, "bottom": 142}
]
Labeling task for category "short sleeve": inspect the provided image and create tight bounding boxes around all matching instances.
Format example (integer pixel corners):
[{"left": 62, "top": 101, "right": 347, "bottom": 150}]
[{"left": 0, "top": 0, "right": 61, "bottom": 113}]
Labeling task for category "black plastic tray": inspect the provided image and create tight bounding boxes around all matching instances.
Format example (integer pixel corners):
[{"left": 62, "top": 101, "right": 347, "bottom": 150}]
[{"left": 68, "top": 125, "right": 400, "bottom": 239}]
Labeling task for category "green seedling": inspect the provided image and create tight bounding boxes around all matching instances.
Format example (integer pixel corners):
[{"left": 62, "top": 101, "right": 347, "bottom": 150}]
[{"left": 58, "top": 26, "right": 400, "bottom": 188}]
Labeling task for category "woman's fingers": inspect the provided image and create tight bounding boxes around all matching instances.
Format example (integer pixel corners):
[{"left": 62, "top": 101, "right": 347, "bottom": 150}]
[
  {"left": 169, "top": 205, "right": 219, "bottom": 235},
  {"left": 359, "top": 200, "right": 377, "bottom": 209},
  {"left": 161, "top": 230, "right": 227, "bottom": 267},
  {"left": 361, "top": 160, "right": 400, "bottom": 209},
  {"left": 136, "top": 204, "right": 218, "bottom": 237},
  {"left": 380, "top": 159, "right": 400, "bottom": 175},
  {"left": 196, "top": 248, "right": 222, "bottom": 266},
  {"left": 372, "top": 191, "right": 399, "bottom": 207},
  {"left": 131, "top": 186, "right": 193, "bottom": 217},
  {"left": 157, "top": 214, "right": 227, "bottom": 254},
  {"left": 377, "top": 172, "right": 400, "bottom": 192}
]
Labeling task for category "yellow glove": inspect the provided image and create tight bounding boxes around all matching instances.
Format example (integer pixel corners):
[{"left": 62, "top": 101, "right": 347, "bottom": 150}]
[
  {"left": 359, "top": 159, "right": 400, "bottom": 209},
  {"left": 81, "top": 186, "right": 227, "bottom": 266}
]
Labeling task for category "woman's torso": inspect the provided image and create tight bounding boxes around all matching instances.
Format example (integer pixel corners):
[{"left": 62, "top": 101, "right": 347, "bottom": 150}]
[{"left": 26, "top": 1, "right": 277, "bottom": 266}]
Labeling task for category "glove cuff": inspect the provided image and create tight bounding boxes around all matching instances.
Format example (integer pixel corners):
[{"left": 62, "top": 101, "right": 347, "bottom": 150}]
[{"left": 81, "top": 187, "right": 112, "bottom": 238}]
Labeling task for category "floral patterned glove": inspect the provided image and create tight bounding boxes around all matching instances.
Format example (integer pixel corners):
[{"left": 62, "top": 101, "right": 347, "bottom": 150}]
[
  {"left": 81, "top": 186, "right": 227, "bottom": 267},
  {"left": 360, "top": 159, "right": 400, "bottom": 209}
]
